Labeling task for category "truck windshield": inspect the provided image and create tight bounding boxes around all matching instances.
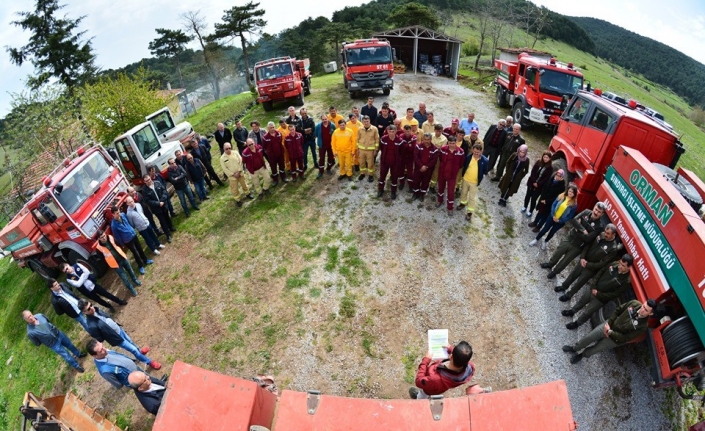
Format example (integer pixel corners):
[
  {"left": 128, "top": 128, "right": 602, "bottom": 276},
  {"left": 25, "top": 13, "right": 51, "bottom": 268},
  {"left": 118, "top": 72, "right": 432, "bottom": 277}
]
[
  {"left": 131, "top": 125, "right": 162, "bottom": 160},
  {"left": 149, "top": 111, "right": 175, "bottom": 135},
  {"left": 539, "top": 70, "right": 583, "bottom": 98},
  {"left": 345, "top": 46, "right": 392, "bottom": 66},
  {"left": 256, "top": 63, "right": 293, "bottom": 81},
  {"left": 55, "top": 153, "right": 112, "bottom": 214}
]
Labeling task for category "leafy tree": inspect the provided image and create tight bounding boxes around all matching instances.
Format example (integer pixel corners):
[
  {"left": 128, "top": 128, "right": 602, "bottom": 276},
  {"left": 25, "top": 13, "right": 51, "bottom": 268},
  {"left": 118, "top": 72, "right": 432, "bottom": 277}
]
[
  {"left": 149, "top": 28, "right": 193, "bottom": 89},
  {"left": 182, "top": 10, "right": 222, "bottom": 100},
  {"left": 209, "top": 2, "right": 267, "bottom": 89},
  {"left": 6, "top": 0, "right": 97, "bottom": 92},
  {"left": 78, "top": 69, "right": 167, "bottom": 146},
  {"left": 319, "top": 22, "right": 354, "bottom": 61},
  {"left": 1, "top": 85, "right": 87, "bottom": 199},
  {"left": 386, "top": 2, "right": 441, "bottom": 30}
]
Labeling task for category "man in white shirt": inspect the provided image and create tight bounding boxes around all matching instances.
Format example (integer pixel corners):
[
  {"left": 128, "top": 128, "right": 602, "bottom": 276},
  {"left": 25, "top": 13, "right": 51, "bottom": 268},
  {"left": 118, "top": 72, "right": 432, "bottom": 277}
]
[{"left": 61, "top": 262, "right": 127, "bottom": 309}]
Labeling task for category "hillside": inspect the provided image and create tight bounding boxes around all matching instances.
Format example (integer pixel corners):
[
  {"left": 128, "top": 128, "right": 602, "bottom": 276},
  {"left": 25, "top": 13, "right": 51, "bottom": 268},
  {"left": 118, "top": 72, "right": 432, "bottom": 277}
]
[{"left": 570, "top": 17, "right": 705, "bottom": 108}]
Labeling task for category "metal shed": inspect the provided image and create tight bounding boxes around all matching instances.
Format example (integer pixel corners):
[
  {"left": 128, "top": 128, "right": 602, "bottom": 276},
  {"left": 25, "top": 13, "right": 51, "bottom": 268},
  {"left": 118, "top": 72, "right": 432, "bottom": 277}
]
[{"left": 372, "top": 26, "right": 463, "bottom": 80}]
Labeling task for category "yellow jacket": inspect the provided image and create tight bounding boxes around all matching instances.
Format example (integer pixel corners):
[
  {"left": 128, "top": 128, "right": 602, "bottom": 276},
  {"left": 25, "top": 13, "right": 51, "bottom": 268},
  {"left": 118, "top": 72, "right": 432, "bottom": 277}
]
[
  {"left": 431, "top": 134, "right": 448, "bottom": 149},
  {"left": 332, "top": 128, "right": 356, "bottom": 154},
  {"left": 357, "top": 126, "right": 379, "bottom": 151},
  {"left": 220, "top": 151, "right": 244, "bottom": 177},
  {"left": 328, "top": 113, "right": 345, "bottom": 126},
  {"left": 346, "top": 120, "right": 361, "bottom": 145}
]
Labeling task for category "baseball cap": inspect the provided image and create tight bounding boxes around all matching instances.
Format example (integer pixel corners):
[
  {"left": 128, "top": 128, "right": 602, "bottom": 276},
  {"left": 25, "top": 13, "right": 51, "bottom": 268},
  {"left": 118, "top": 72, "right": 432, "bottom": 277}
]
[
  {"left": 451, "top": 118, "right": 460, "bottom": 124},
  {"left": 470, "top": 126, "right": 479, "bottom": 134}
]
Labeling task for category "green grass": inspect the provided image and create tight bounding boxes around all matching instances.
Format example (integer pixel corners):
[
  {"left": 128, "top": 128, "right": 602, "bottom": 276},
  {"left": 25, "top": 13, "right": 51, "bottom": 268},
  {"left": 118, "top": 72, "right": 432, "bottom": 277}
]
[
  {"left": 0, "top": 259, "right": 79, "bottom": 431},
  {"left": 187, "top": 92, "right": 255, "bottom": 133}
]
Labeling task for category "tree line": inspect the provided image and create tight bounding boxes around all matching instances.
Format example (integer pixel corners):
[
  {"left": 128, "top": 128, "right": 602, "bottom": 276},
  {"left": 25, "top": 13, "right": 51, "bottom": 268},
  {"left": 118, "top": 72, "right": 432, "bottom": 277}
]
[{"left": 571, "top": 17, "right": 705, "bottom": 109}]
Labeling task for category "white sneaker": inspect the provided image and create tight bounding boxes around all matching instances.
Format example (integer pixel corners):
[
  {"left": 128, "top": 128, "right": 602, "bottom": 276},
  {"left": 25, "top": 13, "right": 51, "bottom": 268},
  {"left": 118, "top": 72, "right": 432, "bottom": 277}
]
[
  {"left": 153, "top": 250, "right": 161, "bottom": 255},
  {"left": 540, "top": 240, "right": 547, "bottom": 251},
  {"left": 526, "top": 211, "right": 532, "bottom": 218},
  {"left": 158, "top": 244, "right": 166, "bottom": 249},
  {"left": 529, "top": 239, "right": 538, "bottom": 247},
  {"left": 520, "top": 207, "right": 526, "bottom": 213}
]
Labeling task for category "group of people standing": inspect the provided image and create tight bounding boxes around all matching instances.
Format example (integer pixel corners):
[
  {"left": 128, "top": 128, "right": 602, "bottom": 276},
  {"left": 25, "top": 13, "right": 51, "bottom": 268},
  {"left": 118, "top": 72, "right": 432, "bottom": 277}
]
[{"left": 215, "top": 100, "right": 539, "bottom": 222}]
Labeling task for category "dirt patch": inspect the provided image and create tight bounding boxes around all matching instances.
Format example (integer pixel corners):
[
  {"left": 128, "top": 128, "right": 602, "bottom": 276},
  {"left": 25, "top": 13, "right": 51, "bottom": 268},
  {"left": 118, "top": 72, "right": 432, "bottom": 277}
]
[{"left": 64, "top": 74, "right": 673, "bottom": 430}]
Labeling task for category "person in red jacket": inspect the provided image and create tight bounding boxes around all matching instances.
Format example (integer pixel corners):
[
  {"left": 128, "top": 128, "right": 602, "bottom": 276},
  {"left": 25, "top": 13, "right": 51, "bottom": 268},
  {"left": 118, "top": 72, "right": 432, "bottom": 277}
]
[
  {"left": 398, "top": 125, "right": 417, "bottom": 192},
  {"left": 412, "top": 133, "right": 439, "bottom": 201},
  {"left": 436, "top": 137, "right": 465, "bottom": 214},
  {"left": 261, "top": 122, "right": 287, "bottom": 185},
  {"left": 377, "top": 125, "right": 404, "bottom": 200},
  {"left": 285, "top": 124, "right": 305, "bottom": 181},
  {"left": 410, "top": 341, "right": 490, "bottom": 399},
  {"left": 242, "top": 139, "right": 271, "bottom": 196}
]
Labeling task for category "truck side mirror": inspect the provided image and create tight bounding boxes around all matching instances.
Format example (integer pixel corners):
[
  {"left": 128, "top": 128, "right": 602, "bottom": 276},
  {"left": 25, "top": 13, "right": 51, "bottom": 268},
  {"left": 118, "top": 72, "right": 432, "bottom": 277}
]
[
  {"left": 106, "top": 148, "right": 119, "bottom": 161},
  {"left": 560, "top": 95, "right": 569, "bottom": 111}
]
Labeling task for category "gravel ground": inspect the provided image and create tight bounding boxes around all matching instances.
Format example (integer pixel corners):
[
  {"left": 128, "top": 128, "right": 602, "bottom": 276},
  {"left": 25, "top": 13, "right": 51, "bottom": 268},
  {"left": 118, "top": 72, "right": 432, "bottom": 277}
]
[{"left": 289, "top": 73, "right": 678, "bottom": 429}]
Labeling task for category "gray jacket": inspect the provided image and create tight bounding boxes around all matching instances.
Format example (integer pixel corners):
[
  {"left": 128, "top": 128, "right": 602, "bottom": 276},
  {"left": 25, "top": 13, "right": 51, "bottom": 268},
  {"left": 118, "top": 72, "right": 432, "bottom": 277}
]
[
  {"left": 26, "top": 313, "right": 61, "bottom": 347},
  {"left": 126, "top": 204, "right": 151, "bottom": 232}
]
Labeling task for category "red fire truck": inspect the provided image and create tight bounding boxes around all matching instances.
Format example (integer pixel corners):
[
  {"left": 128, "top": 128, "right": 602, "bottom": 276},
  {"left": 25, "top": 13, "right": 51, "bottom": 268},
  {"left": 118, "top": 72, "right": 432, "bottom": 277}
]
[
  {"left": 550, "top": 89, "right": 685, "bottom": 211},
  {"left": 254, "top": 56, "right": 311, "bottom": 112},
  {"left": 495, "top": 52, "right": 583, "bottom": 126},
  {"left": 341, "top": 38, "right": 394, "bottom": 98},
  {"left": 596, "top": 146, "right": 705, "bottom": 399},
  {"left": 0, "top": 145, "right": 129, "bottom": 279}
]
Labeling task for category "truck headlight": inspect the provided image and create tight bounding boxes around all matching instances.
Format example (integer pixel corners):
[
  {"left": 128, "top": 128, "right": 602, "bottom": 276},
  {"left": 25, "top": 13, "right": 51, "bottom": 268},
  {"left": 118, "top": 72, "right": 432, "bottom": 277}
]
[
  {"left": 288, "top": 83, "right": 294, "bottom": 89},
  {"left": 82, "top": 218, "right": 98, "bottom": 238},
  {"left": 350, "top": 82, "right": 359, "bottom": 88},
  {"left": 385, "top": 79, "right": 393, "bottom": 85}
]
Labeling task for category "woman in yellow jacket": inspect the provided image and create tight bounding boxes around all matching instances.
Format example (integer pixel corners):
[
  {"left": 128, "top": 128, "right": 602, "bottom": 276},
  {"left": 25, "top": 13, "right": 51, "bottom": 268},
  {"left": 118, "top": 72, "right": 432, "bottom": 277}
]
[{"left": 331, "top": 119, "right": 357, "bottom": 180}]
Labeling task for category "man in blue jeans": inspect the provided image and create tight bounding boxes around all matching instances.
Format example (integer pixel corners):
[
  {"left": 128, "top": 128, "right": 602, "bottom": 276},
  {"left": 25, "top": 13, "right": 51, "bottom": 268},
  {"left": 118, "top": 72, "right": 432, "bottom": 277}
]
[
  {"left": 184, "top": 153, "right": 209, "bottom": 201},
  {"left": 167, "top": 157, "right": 199, "bottom": 217},
  {"left": 125, "top": 196, "right": 164, "bottom": 255},
  {"left": 79, "top": 300, "right": 162, "bottom": 371},
  {"left": 24, "top": 310, "right": 86, "bottom": 372}
]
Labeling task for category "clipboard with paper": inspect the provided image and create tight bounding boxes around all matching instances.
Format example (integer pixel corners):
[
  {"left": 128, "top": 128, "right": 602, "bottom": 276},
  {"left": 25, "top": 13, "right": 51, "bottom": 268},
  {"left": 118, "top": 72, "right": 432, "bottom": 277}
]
[{"left": 428, "top": 329, "right": 449, "bottom": 360}]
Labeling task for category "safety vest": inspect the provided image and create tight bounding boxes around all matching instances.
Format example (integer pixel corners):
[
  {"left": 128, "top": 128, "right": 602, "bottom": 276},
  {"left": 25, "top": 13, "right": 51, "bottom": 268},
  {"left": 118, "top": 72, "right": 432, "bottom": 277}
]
[{"left": 95, "top": 235, "right": 128, "bottom": 269}]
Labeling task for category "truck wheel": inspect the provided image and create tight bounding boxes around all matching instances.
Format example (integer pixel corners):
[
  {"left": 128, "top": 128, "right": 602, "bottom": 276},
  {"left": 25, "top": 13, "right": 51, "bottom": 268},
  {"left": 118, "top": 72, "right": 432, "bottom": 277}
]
[
  {"left": 496, "top": 86, "right": 508, "bottom": 108},
  {"left": 262, "top": 101, "right": 273, "bottom": 112},
  {"left": 653, "top": 164, "right": 703, "bottom": 212},
  {"left": 513, "top": 101, "right": 526, "bottom": 127},
  {"left": 343, "top": 77, "right": 348, "bottom": 89},
  {"left": 27, "top": 259, "right": 59, "bottom": 281},
  {"left": 349, "top": 91, "right": 357, "bottom": 99},
  {"left": 67, "top": 250, "right": 107, "bottom": 278},
  {"left": 663, "top": 317, "right": 705, "bottom": 369},
  {"left": 304, "top": 82, "right": 311, "bottom": 96},
  {"left": 383, "top": 89, "right": 391, "bottom": 96},
  {"left": 295, "top": 92, "right": 305, "bottom": 106}
]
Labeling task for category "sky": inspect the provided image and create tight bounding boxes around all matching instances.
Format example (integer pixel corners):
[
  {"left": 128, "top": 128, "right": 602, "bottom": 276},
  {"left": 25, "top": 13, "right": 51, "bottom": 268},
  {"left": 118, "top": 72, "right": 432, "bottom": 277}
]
[{"left": 1, "top": 0, "right": 704, "bottom": 117}]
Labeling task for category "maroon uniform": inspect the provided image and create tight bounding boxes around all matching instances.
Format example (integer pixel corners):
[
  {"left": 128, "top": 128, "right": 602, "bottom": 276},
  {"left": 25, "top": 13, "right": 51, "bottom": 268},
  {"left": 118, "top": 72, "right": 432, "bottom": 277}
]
[
  {"left": 413, "top": 143, "right": 439, "bottom": 197},
  {"left": 437, "top": 145, "right": 465, "bottom": 210},
  {"left": 378, "top": 134, "right": 403, "bottom": 193},
  {"left": 262, "top": 131, "right": 286, "bottom": 182},
  {"left": 443, "top": 126, "right": 459, "bottom": 139},
  {"left": 284, "top": 132, "right": 305, "bottom": 178},
  {"left": 242, "top": 144, "right": 267, "bottom": 174},
  {"left": 398, "top": 133, "right": 417, "bottom": 189}
]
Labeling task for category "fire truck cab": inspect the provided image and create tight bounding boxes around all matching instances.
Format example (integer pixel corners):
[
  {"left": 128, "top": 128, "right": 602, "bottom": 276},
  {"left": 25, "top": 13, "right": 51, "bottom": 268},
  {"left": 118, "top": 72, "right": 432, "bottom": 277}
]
[
  {"left": 495, "top": 53, "right": 583, "bottom": 127},
  {"left": 341, "top": 38, "right": 394, "bottom": 98},
  {"left": 0, "top": 146, "right": 130, "bottom": 279},
  {"left": 550, "top": 90, "right": 684, "bottom": 211},
  {"left": 146, "top": 107, "right": 195, "bottom": 145},
  {"left": 112, "top": 121, "right": 184, "bottom": 186}
]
